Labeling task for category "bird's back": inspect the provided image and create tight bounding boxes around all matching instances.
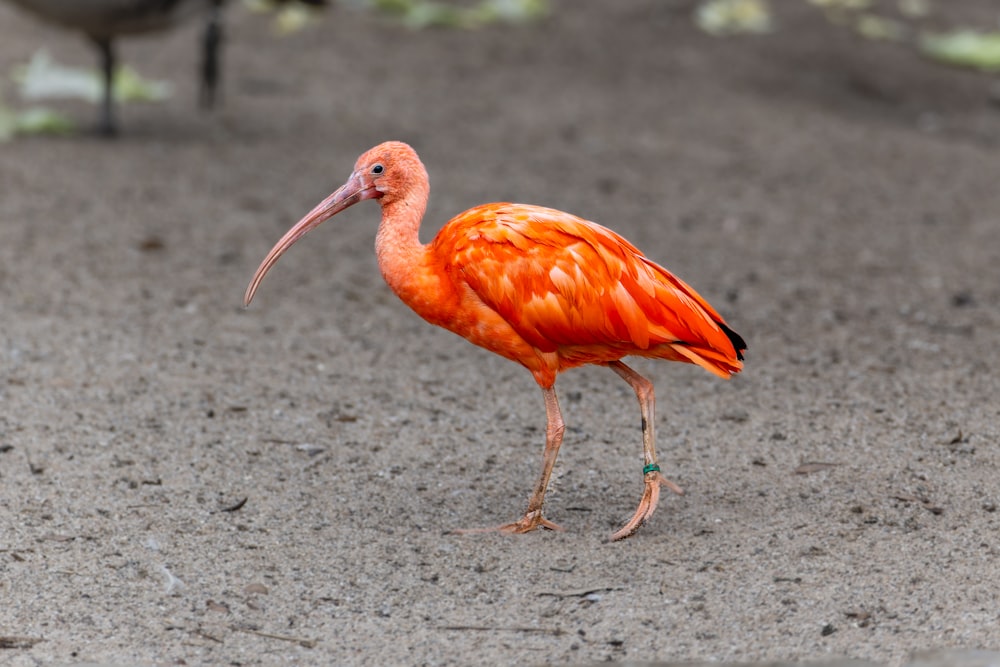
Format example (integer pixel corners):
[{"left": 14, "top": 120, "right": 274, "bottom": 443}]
[{"left": 432, "top": 203, "right": 744, "bottom": 380}]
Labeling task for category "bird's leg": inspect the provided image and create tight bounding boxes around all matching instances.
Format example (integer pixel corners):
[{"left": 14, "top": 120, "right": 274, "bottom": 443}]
[
  {"left": 92, "top": 37, "right": 117, "bottom": 137},
  {"left": 608, "top": 361, "right": 684, "bottom": 541},
  {"left": 455, "top": 386, "right": 564, "bottom": 535},
  {"left": 199, "top": 0, "right": 224, "bottom": 109},
  {"left": 503, "top": 386, "right": 566, "bottom": 533}
]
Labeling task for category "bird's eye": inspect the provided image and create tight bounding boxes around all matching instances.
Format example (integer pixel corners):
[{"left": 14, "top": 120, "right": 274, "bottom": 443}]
[{"left": 371, "top": 164, "right": 384, "bottom": 175}]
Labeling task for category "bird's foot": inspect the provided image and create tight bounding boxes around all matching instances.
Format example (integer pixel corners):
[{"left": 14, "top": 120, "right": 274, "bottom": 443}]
[
  {"left": 499, "top": 509, "right": 564, "bottom": 534},
  {"left": 453, "top": 509, "right": 564, "bottom": 536},
  {"left": 609, "top": 471, "right": 684, "bottom": 542}
]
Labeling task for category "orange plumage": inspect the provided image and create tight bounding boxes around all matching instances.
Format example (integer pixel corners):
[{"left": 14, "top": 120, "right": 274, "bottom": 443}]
[
  {"left": 245, "top": 141, "right": 746, "bottom": 541},
  {"left": 433, "top": 203, "right": 743, "bottom": 385}
]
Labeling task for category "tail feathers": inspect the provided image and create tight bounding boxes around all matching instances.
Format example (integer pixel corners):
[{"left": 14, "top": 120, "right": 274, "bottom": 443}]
[
  {"left": 672, "top": 343, "right": 743, "bottom": 379},
  {"left": 673, "top": 319, "right": 747, "bottom": 379}
]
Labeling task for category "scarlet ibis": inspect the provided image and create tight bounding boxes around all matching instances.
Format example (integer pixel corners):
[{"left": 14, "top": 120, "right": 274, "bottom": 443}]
[
  {"left": 4, "top": 0, "right": 224, "bottom": 135},
  {"left": 245, "top": 141, "right": 746, "bottom": 541}
]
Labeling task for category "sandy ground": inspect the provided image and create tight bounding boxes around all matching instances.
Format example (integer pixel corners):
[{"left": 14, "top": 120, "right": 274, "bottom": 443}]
[{"left": 1, "top": 1, "right": 1000, "bottom": 665}]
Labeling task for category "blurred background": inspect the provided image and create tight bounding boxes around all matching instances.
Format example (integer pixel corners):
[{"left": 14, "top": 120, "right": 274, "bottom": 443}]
[{"left": 1, "top": 1, "right": 999, "bottom": 665}]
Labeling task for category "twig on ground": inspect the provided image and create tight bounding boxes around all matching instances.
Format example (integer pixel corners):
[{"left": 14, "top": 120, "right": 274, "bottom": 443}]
[
  {"left": 0, "top": 636, "right": 44, "bottom": 649},
  {"left": 439, "top": 625, "right": 566, "bottom": 636},
  {"left": 231, "top": 625, "right": 317, "bottom": 648}
]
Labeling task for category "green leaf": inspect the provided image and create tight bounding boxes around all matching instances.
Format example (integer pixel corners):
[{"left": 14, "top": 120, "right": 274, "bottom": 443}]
[
  {"left": 15, "top": 107, "right": 75, "bottom": 135},
  {"left": 13, "top": 49, "right": 171, "bottom": 104},
  {"left": 920, "top": 30, "right": 1000, "bottom": 72},
  {"left": 362, "top": 0, "right": 547, "bottom": 29},
  {"left": 369, "top": 0, "right": 416, "bottom": 16},
  {"left": 807, "top": 0, "right": 871, "bottom": 8},
  {"left": 113, "top": 66, "right": 172, "bottom": 102},
  {"left": 695, "top": 0, "right": 772, "bottom": 37},
  {"left": 0, "top": 100, "right": 75, "bottom": 142},
  {"left": 475, "top": 0, "right": 548, "bottom": 25},
  {"left": 855, "top": 14, "right": 904, "bottom": 41},
  {"left": 404, "top": 3, "right": 466, "bottom": 28},
  {"left": 897, "top": 0, "right": 930, "bottom": 19}
]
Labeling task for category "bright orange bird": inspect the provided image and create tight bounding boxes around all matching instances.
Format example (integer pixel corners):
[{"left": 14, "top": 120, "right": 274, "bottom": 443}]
[{"left": 245, "top": 141, "right": 746, "bottom": 541}]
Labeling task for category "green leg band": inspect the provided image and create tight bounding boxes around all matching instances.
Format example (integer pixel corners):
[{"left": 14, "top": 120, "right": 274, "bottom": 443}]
[{"left": 643, "top": 463, "right": 660, "bottom": 476}]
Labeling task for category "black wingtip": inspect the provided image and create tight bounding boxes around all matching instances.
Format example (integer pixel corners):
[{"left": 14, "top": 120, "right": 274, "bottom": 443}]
[{"left": 718, "top": 322, "right": 747, "bottom": 361}]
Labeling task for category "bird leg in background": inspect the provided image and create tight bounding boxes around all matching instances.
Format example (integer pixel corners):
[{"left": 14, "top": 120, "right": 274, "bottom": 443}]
[
  {"left": 92, "top": 36, "right": 116, "bottom": 136},
  {"left": 455, "top": 386, "right": 565, "bottom": 535},
  {"left": 608, "top": 361, "right": 684, "bottom": 541},
  {"left": 199, "top": 0, "right": 224, "bottom": 109}
]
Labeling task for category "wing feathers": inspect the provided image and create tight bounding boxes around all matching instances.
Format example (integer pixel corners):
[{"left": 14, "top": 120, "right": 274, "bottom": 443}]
[{"left": 436, "top": 203, "right": 743, "bottom": 374}]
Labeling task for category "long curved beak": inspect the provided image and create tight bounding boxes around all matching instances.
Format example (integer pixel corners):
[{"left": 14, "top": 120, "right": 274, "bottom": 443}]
[{"left": 244, "top": 172, "right": 373, "bottom": 307}]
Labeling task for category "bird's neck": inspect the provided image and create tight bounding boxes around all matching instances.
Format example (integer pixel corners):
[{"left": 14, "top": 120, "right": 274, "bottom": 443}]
[{"left": 374, "top": 184, "right": 436, "bottom": 312}]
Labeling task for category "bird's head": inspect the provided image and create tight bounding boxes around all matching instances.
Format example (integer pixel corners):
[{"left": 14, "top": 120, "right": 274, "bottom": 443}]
[
  {"left": 350, "top": 140, "right": 427, "bottom": 206},
  {"left": 243, "top": 141, "right": 425, "bottom": 306}
]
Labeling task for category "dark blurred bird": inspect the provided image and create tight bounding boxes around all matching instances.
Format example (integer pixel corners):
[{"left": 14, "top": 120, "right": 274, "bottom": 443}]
[{"left": 4, "top": 0, "right": 225, "bottom": 135}]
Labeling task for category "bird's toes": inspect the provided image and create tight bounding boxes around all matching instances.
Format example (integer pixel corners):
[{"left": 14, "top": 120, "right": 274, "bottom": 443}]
[{"left": 499, "top": 512, "right": 564, "bottom": 534}]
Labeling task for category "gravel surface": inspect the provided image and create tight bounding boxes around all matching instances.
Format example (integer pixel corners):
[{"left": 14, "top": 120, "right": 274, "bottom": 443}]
[{"left": 1, "top": 1, "right": 999, "bottom": 665}]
